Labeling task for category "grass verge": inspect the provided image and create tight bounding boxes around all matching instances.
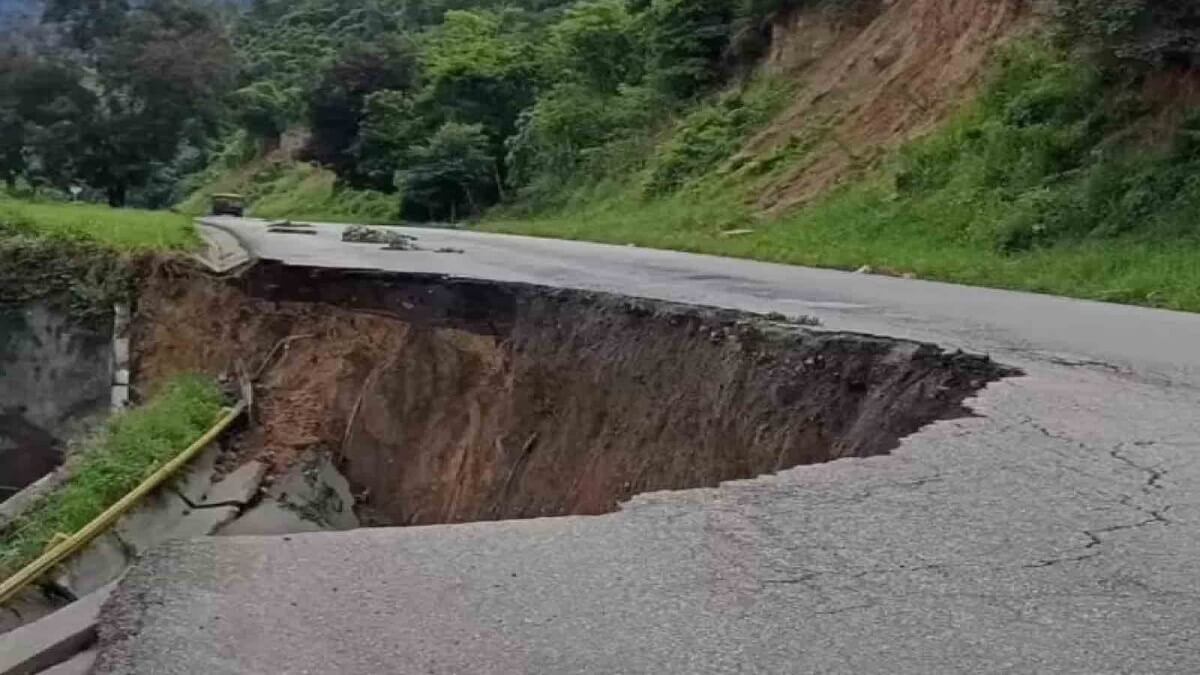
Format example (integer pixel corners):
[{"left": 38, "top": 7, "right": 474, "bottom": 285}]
[
  {"left": 0, "top": 376, "right": 226, "bottom": 580},
  {"left": 485, "top": 42, "right": 1200, "bottom": 313},
  {"left": 485, "top": 183, "right": 1200, "bottom": 311},
  {"left": 0, "top": 198, "right": 197, "bottom": 251}
]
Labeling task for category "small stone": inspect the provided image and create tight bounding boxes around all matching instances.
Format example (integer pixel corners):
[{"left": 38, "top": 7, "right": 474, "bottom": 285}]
[{"left": 202, "top": 461, "right": 268, "bottom": 507}]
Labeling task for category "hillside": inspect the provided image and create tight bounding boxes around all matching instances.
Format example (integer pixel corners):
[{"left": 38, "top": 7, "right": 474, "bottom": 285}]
[
  {"left": 746, "top": 0, "right": 1027, "bottom": 212},
  {"left": 7, "top": 0, "right": 1200, "bottom": 310},
  {"left": 483, "top": 0, "right": 1200, "bottom": 311},
  {"left": 185, "top": 0, "right": 1032, "bottom": 224}
]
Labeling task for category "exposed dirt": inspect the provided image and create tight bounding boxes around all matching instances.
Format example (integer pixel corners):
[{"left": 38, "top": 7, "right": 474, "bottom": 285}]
[
  {"left": 744, "top": 0, "right": 1029, "bottom": 213},
  {"left": 132, "top": 262, "right": 1014, "bottom": 526}
]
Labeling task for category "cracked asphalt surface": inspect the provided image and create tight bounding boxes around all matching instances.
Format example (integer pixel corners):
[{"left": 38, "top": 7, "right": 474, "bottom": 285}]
[{"left": 94, "top": 220, "right": 1200, "bottom": 674}]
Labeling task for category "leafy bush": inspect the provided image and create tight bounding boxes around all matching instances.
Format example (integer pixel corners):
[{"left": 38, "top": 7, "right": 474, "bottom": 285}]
[
  {"left": 230, "top": 81, "right": 299, "bottom": 150},
  {"left": 505, "top": 84, "right": 666, "bottom": 192},
  {"left": 400, "top": 122, "right": 497, "bottom": 221},
  {"left": 545, "top": 0, "right": 642, "bottom": 91},
  {"left": 643, "top": 77, "right": 790, "bottom": 195},
  {"left": 887, "top": 39, "right": 1200, "bottom": 254}
]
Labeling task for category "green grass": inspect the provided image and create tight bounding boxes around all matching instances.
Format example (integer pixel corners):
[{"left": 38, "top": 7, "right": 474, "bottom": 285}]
[
  {"left": 0, "top": 198, "right": 197, "bottom": 251},
  {"left": 487, "top": 180, "right": 1200, "bottom": 311},
  {"left": 0, "top": 376, "right": 226, "bottom": 579},
  {"left": 178, "top": 161, "right": 400, "bottom": 224},
  {"left": 484, "top": 42, "right": 1200, "bottom": 313}
]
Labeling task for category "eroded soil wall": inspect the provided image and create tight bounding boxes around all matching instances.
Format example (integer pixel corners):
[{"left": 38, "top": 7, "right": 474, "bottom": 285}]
[{"left": 133, "top": 262, "right": 1011, "bottom": 526}]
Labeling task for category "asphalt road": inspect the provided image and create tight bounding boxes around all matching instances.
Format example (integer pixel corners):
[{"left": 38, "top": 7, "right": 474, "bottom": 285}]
[
  {"left": 199, "top": 217, "right": 1200, "bottom": 381},
  {"left": 95, "top": 219, "right": 1200, "bottom": 674}
]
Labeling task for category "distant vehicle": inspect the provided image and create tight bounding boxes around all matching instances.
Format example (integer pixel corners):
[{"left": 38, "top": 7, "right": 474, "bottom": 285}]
[{"left": 210, "top": 193, "right": 245, "bottom": 217}]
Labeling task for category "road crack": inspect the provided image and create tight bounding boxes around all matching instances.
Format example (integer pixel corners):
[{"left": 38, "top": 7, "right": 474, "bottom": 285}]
[
  {"left": 169, "top": 486, "right": 248, "bottom": 511},
  {"left": 1111, "top": 443, "right": 1168, "bottom": 492},
  {"left": 1014, "top": 421, "right": 1176, "bottom": 569},
  {"left": 1025, "top": 515, "right": 1169, "bottom": 569}
]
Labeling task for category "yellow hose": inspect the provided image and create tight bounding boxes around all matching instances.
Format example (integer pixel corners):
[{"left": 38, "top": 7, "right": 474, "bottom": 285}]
[{"left": 0, "top": 400, "right": 248, "bottom": 606}]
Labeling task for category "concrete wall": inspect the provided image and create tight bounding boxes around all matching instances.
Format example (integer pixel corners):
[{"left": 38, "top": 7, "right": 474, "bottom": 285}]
[{"left": 0, "top": 303, "right": 112, "bottom": 502}]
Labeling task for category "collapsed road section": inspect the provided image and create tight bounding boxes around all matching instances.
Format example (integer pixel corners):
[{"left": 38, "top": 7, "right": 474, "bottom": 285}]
[
  {"left": 133, "top": 259, "right": 1014, "bottom": 527},
  {"left": 2, "top": 253, "right": 1015, "bottom": 671},
  {"left": 7, "top": 222, "right": 1196, "bottom": 673}
]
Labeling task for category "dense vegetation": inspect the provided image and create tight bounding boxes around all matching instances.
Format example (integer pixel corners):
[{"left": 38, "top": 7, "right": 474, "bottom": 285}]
[
  {"left": 6, "top": 0, "right": 1197, "bottom": 215},
  {"left": 1, "top": 0, "right": 234, "bottom": 206},
  {"left": 2, "top": 0, "right": 803, "bottom": 215},
  {"left": 5, "top": 0, "right": 1200, "bottom": 309},
  {"left": 489, "top": 41, "right": 1200, "bottom": 310}
]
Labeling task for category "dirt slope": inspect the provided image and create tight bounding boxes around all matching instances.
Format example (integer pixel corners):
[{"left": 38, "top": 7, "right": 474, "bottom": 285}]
[{"left": 745, "top": 0, "right": 1028, "bottom": 212}]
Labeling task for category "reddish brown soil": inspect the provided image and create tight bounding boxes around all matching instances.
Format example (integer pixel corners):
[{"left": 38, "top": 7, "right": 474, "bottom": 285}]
[
  {"left": 744, "top": 0, "right": 1029, "bottom": 212},
  {"left": 132, "top": 263, "right": 1012, "bottom": 526}
]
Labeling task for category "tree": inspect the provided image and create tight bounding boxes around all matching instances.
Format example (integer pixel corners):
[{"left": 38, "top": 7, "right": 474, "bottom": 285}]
[
  {"left": 42, "top": 0, "right": 130, "bottom": 50},
  {"left": 505, "top": 82, "right": 662, "bottom": 189},
  {"left": 38, "top": 0, "right": 235, "bottom": 205},
  {"left": 230, "top": 80, "right": 297, "bottom": 151},
  {"left": 301, "top": 34, "right": 420, "bottom": 189},
  {"left": 546, "top": 0, "right": 642, "bottom": 92},
  {"left": 0, "top": 50, "right": 95, "bottom": 190},
  {"left": 637, "top": 0, "right": 736, "bottom": 100},
  {"left": 400, "top": 122, "right": 496, "bottom": 221},
  {"left": 353, "top": 89, "right": 425, "bottom": 190},
  {"left": 423, "top": 10, "right": 537, "bottom": 145}
]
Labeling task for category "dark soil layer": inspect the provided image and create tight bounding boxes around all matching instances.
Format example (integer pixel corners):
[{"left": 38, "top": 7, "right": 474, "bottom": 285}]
[{"left": 132, "top": 261, "right": 1015, "bottom": 526}]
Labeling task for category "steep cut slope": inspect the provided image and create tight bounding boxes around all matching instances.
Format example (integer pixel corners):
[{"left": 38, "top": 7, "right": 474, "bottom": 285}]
[{"left": 744, "top": 0, "right": 1028, "bottom": 212}]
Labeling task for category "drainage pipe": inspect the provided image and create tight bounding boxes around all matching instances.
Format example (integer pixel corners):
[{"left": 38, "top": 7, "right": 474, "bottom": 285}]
[{"left": 0, "top": 400, "right": 248, "bottom": 606}]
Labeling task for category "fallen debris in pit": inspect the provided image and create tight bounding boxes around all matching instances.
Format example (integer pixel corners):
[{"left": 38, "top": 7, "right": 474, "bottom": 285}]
[
  {"left": 218, "top": 452, "right": 357, "bottom": 536},
  {"left": 0, "top": 444, "right": 271, "bottom": 636}
]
